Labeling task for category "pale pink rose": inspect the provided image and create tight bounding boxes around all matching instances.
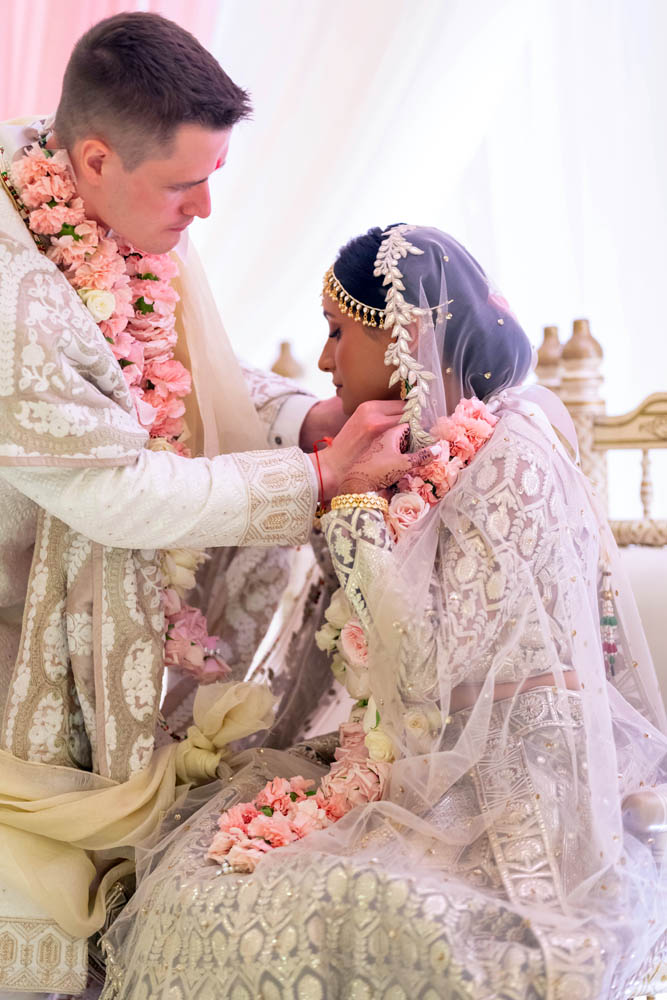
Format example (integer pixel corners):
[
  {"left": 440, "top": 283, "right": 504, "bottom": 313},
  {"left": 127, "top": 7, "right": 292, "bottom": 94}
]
[
  {"left": 247, "top": 811, "right": 299, "bottom": 848},
  {"left": 339, "top": 617, "right": 368, "bottom": 669},
  {"left": 318, "top": 756, "right": 390, "bottom": 818},
  {"left": 255, "top": 777, "right": 293, "bottom": 812},
  {"left": 226, "top": 838, "right": 272, "bottom": 873},
  {"left": 162, "top": 587, "right": 182, "bottom": 617},
  {"left": 144, "top": 359, "right": 192, "bottom": 400},
  {"left": 206, "top": 830, "right": 236, "bottom": 862},
  {"left": 387, "top": 492, "right": 429, "bottom": 540},
  {"left": 217, "top": 801, "right": 259, "bottom": 834},
  {"left": 338, "top": 722, "right": 366, "bottom": 752}
]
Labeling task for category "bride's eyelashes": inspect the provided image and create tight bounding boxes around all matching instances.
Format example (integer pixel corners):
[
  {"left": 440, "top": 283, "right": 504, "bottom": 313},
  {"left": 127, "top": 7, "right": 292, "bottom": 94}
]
[{"left": 328, "top": 328, "right": 341, "bottom": 340}]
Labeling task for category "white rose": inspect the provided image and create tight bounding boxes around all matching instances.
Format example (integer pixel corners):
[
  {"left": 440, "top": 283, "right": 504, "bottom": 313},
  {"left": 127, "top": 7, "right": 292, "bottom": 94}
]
[
  {"left": 325, "top": 588, "right": 353, "bottom": 629},
  {"left": 315, "top": 621, "right": 340, "bottom": 653},
  {"left": 330, "top": 653, "right": 347, "bottom": 686},
  {"left": 365, "top": 724, "right": 395, "bottom": 763},
  {"left": 362, "top": 696, "right": 380, "bottom": 734},
  {"left": 387, "top": 492, "right": 429, "bottom": 541},
  {"left": 344, "top": 659, "right": 372, "bottom": 700},
  {"left": 78, "top": 287, "right": 116, "bottom": 322},
  {"left": 162, "top": 548, "right": 206, "bottom": 595},
  {"left": 404, "top": 709, "right": 432, "bottom": 752}
]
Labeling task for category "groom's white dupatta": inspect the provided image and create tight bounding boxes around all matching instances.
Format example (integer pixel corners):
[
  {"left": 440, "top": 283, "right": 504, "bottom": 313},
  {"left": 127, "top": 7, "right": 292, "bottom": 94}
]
[{"left": 0, "top": 119, "right": 297, "bottom": 994}]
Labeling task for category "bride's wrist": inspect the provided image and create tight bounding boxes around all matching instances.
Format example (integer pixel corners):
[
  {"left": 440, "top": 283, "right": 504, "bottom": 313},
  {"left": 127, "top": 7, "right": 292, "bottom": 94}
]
[{"left": 306, "top": 451, "right": 337, "bottom": 504}]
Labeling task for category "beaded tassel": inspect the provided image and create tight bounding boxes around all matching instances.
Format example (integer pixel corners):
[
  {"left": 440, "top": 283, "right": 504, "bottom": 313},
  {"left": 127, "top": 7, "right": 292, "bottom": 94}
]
[{"left": 600, "top": 569, "right": 618, "bottom": 677}]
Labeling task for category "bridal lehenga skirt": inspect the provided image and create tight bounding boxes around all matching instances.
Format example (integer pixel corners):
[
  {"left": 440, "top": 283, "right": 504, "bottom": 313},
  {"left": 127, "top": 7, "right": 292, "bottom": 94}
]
[{"left": 100, "top": 689, "right": 666, "bottom": 1000}]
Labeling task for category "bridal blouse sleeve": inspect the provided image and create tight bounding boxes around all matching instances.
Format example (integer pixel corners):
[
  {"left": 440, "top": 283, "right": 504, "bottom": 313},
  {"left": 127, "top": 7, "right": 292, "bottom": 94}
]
[{"left": 0, "top": 446, "right": 318, "bottom": 549}]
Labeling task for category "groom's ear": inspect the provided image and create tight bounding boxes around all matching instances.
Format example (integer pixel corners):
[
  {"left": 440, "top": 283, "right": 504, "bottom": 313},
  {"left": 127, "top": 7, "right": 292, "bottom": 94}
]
[{"left": 75, "top": 137, "right": 115, "bottom": 186}]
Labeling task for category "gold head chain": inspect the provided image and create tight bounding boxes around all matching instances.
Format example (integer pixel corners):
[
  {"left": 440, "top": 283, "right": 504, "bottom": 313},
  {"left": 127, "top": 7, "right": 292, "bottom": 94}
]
[{"left": 322, "top": 265, "right": 386, "bottom": 329}]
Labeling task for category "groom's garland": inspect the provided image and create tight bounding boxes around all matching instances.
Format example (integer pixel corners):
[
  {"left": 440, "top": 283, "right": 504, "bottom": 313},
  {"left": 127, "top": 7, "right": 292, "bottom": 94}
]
[{"left": 5, "top": 136, "right": 229, "bottom": 684}]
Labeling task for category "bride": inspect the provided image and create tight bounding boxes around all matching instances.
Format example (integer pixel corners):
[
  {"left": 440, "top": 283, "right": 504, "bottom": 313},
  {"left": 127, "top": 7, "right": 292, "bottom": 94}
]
[{"left": 101, "top": 225, "right": 667, "bottom": 1000}]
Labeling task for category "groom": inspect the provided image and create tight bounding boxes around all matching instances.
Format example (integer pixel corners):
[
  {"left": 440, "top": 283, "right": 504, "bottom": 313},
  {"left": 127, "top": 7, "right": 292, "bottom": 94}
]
[{"left": 0, "top": 12, "right": 421, "bottom": 996}]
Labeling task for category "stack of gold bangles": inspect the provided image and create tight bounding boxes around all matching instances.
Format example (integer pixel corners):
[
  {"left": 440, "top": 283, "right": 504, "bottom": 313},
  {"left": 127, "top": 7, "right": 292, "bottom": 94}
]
[{"left": 330, "top": 492, "right": 389, "bottom": 515}]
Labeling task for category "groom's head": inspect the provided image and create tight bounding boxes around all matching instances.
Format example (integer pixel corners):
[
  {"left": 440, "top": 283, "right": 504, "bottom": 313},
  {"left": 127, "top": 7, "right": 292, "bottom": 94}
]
[{"left": 54, "top": 13, "right": 251, "bottom": 253}]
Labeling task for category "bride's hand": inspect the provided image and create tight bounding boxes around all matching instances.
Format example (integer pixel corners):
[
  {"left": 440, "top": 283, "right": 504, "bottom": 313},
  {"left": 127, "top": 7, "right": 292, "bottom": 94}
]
[{"left": 309, "top": 401, "right": 435, "bottom": 500}]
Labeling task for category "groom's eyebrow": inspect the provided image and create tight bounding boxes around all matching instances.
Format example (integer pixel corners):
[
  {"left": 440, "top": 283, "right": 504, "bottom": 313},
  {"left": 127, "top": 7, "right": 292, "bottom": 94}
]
[{"left": 172, "top": 178, "right": 208, "bottom": 190}]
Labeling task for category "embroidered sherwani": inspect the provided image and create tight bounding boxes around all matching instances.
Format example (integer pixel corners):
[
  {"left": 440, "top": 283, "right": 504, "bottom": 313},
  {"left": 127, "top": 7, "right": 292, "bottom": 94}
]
[{"left": 0, "top": 120, "right": 318, "bottom": 995}]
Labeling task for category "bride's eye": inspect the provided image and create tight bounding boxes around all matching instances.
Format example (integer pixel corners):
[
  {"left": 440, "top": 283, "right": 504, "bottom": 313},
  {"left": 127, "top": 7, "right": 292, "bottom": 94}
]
[{"left": 328, "top": 328, "right": 341, "bottom": 340}]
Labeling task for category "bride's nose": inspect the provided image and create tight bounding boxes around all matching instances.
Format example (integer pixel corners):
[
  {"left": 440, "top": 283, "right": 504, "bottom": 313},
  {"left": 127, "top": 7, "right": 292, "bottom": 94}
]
[{"left": 318, "top": 339, "right": 335, "bottom": 373}]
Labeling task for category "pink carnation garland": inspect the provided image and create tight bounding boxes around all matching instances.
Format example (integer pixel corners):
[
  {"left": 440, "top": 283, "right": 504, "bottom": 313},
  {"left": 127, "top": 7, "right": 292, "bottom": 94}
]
[
  {"left": 207, "top": 722, "right": 390, "bottom": 872},
  {"left": 11, "top": 138, "right": 228, "bottom": 684}
]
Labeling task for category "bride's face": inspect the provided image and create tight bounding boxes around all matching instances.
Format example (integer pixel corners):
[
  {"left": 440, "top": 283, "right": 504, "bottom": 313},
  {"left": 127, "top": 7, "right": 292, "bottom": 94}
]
[{"left": 318, "top": 297, "right": 400, "bottom": 415}]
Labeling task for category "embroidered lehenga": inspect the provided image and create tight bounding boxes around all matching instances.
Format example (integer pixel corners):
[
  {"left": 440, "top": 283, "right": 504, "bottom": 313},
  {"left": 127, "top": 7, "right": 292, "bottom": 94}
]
[{"left": 101, "top": 227, "right": 667, "bottom": 1000}]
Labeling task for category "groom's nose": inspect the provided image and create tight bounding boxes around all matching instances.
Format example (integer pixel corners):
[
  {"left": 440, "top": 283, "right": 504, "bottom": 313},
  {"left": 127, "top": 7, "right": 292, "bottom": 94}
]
[{"left": 183, "top": 181, "right": 212, "bottom": 220}]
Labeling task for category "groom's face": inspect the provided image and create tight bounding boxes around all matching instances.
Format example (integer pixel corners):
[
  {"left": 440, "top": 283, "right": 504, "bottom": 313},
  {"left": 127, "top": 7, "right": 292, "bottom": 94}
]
[{"left": 73, "top": 123, "right": 231, "bottom": 254}]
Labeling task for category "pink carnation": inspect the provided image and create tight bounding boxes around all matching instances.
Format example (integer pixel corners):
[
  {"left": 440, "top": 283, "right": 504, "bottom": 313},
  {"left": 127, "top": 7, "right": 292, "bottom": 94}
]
[
  {"left": 255, "top": 777, "right": 293, "bottom": 812},
  {"left": 226, "top": 838, "right": 272, "bottom": 873},
  {"left": 207, "top": 830, "right": 236, "bottom": 862},
  {"left": 21, "top": 170, "right": 76, "bottom": 209},
  {"left": 339, "top": 617, "right": 368, "bottom": 669},
  {"left": 217, "top": 801, "right": 259, "bottom": 834},
  {"left": 247, "top": 811, "right": 299, "bottom": 848},
  {"left": 338, "top": 722, "right": 367, "bottom": 753},
  {"left": 431, "top": 397, "right": 498, "bottom": 463},
  {"left": 289, "top": 797, "right": 331, "bottom": 836},
  {"left": 130, "top": 277, "right": 179, "bottom": 307},
  {"left": 124, "top": 251, "right": 179, "bottom": 282},
  {"left": 144, "top": 358, "right": 192, "bottom": 400}
]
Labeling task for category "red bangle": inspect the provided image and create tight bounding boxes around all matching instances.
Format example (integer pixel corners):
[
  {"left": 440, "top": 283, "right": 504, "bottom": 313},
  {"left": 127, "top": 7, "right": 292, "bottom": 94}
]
[{"left": 312, "top": 437, "right": 333, "bottom": 516}]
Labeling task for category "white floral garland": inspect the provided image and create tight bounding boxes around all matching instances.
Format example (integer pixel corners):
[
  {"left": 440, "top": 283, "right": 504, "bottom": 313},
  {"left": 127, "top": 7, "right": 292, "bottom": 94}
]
[{"left": 374, "top": 224, "right": 436, "bottom": 447}]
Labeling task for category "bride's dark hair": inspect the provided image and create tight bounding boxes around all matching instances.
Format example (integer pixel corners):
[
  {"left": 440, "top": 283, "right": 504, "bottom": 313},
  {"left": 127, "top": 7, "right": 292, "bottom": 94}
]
[{"left": 333, "top": 225, "right": 533, "bottom": 400}]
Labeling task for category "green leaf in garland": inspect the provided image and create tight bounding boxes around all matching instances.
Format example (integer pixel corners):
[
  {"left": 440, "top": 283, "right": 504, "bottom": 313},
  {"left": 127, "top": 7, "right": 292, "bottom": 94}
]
[
  {"left": 58, "top": 223, "right": 82, "bottom": 241},
  {"left": 356, "top": 699, "right": 369, "bottom": 708},
  {"left": 134, "top": 296, "right": 155, "bottom": 315},
  {"left": 290, "top": 791, "right": 298, "bottom": 802},
  {"left": 305, "top": 789, "right": 317, "bottom": 797},
  {"left": 118, "top": 358, "right": 134, "bottom": 368},
  {"left": 375, "top": 709, "right": 381, "bottom": 727},
  {"left": 136, "top": 272, "right": 159, "bottom": 281},
  {"left": 260, "top": 805, "right": 274, "bottom": 817}
]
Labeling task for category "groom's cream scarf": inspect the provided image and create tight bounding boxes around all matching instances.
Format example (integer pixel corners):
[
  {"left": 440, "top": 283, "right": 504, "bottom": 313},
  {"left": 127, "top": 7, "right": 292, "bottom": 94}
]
[{"left": 0, "top": 118, "right": 269, "bottom": 938}]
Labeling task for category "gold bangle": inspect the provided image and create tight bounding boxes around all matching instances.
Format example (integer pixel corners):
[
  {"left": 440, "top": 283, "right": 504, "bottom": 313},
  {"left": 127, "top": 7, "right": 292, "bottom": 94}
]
[{"left": 330, "top": 492, "right": 389, "bottom": 515}]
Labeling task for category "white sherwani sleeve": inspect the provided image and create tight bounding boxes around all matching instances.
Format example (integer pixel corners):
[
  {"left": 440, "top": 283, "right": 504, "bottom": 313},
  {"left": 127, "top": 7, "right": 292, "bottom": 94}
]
[{"left": 0, "top": 446, "right": 318, "bottom": 549}]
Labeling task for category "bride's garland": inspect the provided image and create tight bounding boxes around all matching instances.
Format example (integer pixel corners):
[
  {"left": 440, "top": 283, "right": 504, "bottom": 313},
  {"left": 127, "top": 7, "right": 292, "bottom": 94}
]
[
  {"left": 315, "top": 395, "right": 498, "bottom": 762},
  {"left": 7, "top": 137, "right": 229, "bottom": 684},
  {"left": 207, "top": 396, "right": 498, "bottom": 872}
]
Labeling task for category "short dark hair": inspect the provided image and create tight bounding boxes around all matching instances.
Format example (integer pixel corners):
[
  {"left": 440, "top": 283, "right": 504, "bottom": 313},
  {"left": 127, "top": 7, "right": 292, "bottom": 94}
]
[{"left": 55, "top": 12, "right": 252, "bottom": 168}]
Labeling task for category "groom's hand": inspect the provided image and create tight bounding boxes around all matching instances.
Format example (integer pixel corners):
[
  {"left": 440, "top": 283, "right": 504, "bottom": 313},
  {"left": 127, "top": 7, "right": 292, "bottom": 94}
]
[
  {"left": 309, "top": 401, "right": 435, "bottom": 501},
  {"left": 299, "top": 396, "right": 347, "bottom": 452}
]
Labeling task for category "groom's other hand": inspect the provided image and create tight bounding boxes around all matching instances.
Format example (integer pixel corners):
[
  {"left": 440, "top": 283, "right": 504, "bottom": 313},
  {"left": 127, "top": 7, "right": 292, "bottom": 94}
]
[
  {"left": 299, "top": 396, "right": 347, "bottom": 452},
  {"left": 309, "top": 401, "right": 435, "bottom": 501}
]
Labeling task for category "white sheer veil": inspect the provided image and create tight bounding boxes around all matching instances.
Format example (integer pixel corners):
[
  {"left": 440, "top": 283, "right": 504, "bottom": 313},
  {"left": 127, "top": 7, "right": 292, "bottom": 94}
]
[{"left": 258, "top": 224, "right": 667, "bottom": 989}]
